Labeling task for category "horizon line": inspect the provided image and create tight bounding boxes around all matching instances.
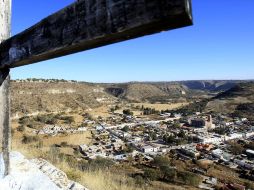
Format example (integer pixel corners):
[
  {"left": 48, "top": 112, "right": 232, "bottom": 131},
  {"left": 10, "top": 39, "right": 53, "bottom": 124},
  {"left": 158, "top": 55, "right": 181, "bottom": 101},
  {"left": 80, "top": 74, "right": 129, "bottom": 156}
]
[{"left": 11, "top": 78, "right": 254, "bottom": 84}]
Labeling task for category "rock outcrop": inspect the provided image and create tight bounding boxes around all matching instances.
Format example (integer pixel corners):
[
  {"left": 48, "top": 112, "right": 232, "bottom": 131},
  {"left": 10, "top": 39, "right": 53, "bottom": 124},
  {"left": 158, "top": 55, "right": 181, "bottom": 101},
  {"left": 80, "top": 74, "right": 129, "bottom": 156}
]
[{"left": 0, "top": 152, "right": 88, "bottom": 190}]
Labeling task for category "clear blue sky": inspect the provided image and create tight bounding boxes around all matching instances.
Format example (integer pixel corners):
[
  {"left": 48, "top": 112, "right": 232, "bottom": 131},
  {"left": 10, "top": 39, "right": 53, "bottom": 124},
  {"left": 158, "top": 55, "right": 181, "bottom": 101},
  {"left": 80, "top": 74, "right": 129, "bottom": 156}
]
[{"left": 10, "top": 0, "right": 254, "bottom": 82}]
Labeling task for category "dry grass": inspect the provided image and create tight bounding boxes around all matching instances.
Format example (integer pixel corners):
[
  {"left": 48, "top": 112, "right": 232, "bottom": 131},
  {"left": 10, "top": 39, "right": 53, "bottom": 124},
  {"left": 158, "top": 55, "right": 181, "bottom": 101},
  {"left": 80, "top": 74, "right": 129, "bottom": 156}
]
[
  {"left": 151, "top": 181, "right": 199, "bottom": 190},
  {"left": 88, "top": 106, "right": 112, "bottom": 118},
  {"left": 11, "top": 132, "right": 174, "bottom": 190},
  {"left": 69, "top": 113, "right": 84, "bottom": 126},
  {"left": 208, "top": 165, "right": 253, "bottom": 187},
  {"left": 42, "top": 131, "right": 92, "bottom": 146},
  {"left": 132, "top": 103, "right": 189, "bottom": 111},
  {"left": 79, "top": 170, "right": 143, "bottom": 190},
  {"left": 12, "top": 138, "right": 146, "bottom": 190}
]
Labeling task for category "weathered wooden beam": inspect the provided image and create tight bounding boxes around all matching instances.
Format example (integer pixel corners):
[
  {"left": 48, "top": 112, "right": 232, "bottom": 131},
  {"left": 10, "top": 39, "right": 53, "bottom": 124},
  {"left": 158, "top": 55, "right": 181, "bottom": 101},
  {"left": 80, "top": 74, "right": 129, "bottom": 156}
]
[
  {"left": 0, "top": 0, "right": 11, "bottom": 176},
  {"left": 0, "top": 0, "right": 192, "bottom": 68}
]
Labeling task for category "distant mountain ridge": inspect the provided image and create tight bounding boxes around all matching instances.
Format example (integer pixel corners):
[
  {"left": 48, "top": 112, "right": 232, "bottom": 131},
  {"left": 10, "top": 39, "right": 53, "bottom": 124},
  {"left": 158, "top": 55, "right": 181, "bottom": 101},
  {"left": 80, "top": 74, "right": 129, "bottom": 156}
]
[
  {"left": 104, "top": 80, "right": 246, "bottom": 101},
  {"left": 11, "top": 79, "right": 250, "bottom": 117},
  {"left": 205, "top": 82, "right": 254, "bottom": 119},
  {"left": 179, "top": 80, "right": 242, "bottom": 91}
]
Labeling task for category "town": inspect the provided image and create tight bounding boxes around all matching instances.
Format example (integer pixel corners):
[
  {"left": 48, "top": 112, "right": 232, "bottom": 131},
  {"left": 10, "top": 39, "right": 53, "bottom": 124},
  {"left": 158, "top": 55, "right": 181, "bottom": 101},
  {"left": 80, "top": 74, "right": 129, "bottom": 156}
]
[{"left": 25, "top": 105, "right": 254, "bottom": 190}]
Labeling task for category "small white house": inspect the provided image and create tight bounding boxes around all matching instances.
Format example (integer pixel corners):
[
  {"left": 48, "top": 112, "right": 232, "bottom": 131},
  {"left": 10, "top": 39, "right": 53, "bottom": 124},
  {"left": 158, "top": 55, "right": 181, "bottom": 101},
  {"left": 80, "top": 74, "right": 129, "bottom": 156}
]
[{"left": 142, "top": 145, "right": 158, "bottom": 153}]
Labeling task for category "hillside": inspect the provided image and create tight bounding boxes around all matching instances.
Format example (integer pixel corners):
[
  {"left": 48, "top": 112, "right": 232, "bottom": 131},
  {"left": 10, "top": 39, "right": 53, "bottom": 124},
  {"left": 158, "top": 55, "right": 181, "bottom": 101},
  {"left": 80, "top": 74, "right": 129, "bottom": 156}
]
[
  {"left": 105, "top": 82, "right": 187, "bottom": 103},
  {"left": 179, "top": 80, "right": 241, "bottom": 91},
  {"left": 10, "top": 79, "right": 245, "bottom": 117},
  {"left": 206, "top": 82, "right": 254, "bottom": 119},
  {"left": 11, "top": 80, "right": 117, "bottom": 117},
  {"left": 103, "top": 80, "right": 243, "bottom": 102}
]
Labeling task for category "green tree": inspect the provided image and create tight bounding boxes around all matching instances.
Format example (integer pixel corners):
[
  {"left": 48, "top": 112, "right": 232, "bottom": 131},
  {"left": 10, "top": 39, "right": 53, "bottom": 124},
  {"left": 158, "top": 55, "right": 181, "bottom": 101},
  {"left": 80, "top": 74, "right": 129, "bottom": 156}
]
[
  {"left": 123, "top": 109, "right": 133, "bottom": 116},
  {"left": 22, "top": 135, "right": 39, "bottom": 144},
  {"left": 149, "top": 132, "right": 157, "bottom": 140},
  {"left": 153, "top": 156, "right": 171, "bottom": 168},
  {"left": 143, "top": 168, "right": 160, "bottom": 181},
  {"left": 161, "top": 166, "right": 177, "bottom": 182},
  {"left": 177, "top": 171, "right": 201, "bottom": 186},
  {"left": 229, "top": 142, "right": 244, "bottom": 155},
  {"left": 178, "top": 130, "right": 186, "bottom": 139},
  {"left": 122, "top": 126, "right": 130, "bottom": 132}
]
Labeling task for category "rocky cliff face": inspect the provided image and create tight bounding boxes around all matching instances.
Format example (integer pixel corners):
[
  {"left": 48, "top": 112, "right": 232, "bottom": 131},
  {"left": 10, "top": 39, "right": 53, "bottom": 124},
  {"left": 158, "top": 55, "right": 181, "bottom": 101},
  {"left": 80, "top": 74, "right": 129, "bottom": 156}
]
[
  {"left": 11, "top": 81, "right": 117, "bottom": 117},
  {"left": 0, "top": 152, "right": 88, "bottom": 190},
  {"left": 10, "top": 80, "right": 246, "bottom": 117}
]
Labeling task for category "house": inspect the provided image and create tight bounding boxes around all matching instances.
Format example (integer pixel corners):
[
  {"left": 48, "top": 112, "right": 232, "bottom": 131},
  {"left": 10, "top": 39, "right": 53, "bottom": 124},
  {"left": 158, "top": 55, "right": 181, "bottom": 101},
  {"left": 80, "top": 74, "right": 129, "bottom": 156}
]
[
  {"left": 141, "top": 145, "right": 158, "bottom": 153},
  {"left": 114, "top": 154, "right": 127, "bottom": 161},
  {"left": 196, "top": 144, "right": 214, "bottom": 151},
  {"left": 246, "top": 149, "right": 254, "bottom": 159},
  {"left": 131, "top": 136, "right": 142, "bottom": 143},
  {"left": 224, "top": 133, "right": 243, "bottom": 141},
  {"left": 212, "top": 149, "right": 233, "bottom": 162},
  {"left": 181, "top": 146, "right": 200, "bottom": 158},
  {"left": 205, "top": 177, "right": 217, "bottom": 186},
  {"left": 123, "top": 132, "right": 131, "bottom": 138},
  {"left": 197, "top": 134, "right": 222, "bottom": 144},
  {"left": 96, "top": 125, "right": 104, "bottom": 131},
  {"left": 77, "top": 127, "right": 87, "bottom": 132},
  {"left": 199, "top": 177, "right": 217, "bottom": 190}
]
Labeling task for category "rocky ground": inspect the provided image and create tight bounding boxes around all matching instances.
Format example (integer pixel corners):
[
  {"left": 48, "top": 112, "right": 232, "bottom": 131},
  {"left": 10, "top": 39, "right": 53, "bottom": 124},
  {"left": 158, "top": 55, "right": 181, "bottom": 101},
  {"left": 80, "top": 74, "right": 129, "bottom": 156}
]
[{"left": 0, "top": 152, "right": 88, "bottom": 190}]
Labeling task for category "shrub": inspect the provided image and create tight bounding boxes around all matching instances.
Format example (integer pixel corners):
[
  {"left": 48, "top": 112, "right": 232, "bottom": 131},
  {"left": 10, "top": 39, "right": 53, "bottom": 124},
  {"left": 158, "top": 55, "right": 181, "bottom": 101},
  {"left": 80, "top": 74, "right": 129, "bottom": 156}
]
[
  {"left": 153, "top": 156, "right": 171, "bottom": 168},
  {"left": 61, "top": 116, "right": 74, "bottom": 124},
  {"left": 18, "top": 116, "right": 30, "bottom": 125},
  {"left": 229, "top": 141, "right": 244, "bottom": 155},
  {"left": 11, "top": 128, "right": 14, "bottom": 137},
  {"left": 17, "top": 125, "right": 25, "bottom": 132},
  {"left": 27, "top": 124, "right": 35, "bottom": 129},
  {"left": 244, "top": 181, "right": 254, "bottom": 190},
  {"left": 160, "top": 166, "right": 176, "bottom": 182},
  {"left": 86, "top": 157, "right": 115, "bottom": 171},
  {"left": 177, "top": 171, "right": 201, "bottom": 186},
  {"left": 66, "top": 170, "right": 81, "bottom": 182},
  {"left": 60, "top": 141, "right": 68, "bottom": 147},
  {"left": 36, "top": 114, "right": 57, "bottom": 125},
  {"left": 121, "top": 126, "right": 129, "bottom": 132},
  {"left": 22, "top": 135, "right": 39, "bottom": 144},
  {"left": 37, "top": 140, "right": 43, "bottom": 148},
  {"left": 143, "top": 168, "right": 160, "bottom": 181},
  {"left": 122, "top": 144, "right": 134, "bottom": 153},
  {"left": 47, "top": 146, "right": 61, "bottom": 164},
  {"left": 134, "top": 175, "right": 145, "bottom": 186},
  {"left": 123, "top": 109, "right": 133, "bottom": 116}
]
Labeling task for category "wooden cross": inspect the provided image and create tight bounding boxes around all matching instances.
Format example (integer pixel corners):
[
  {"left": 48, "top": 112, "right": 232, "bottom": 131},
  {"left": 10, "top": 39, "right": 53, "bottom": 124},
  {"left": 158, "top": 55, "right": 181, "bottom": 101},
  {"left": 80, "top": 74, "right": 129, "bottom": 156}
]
[{"left": 0, "top": 0, "right": 193, "bottom": 175}]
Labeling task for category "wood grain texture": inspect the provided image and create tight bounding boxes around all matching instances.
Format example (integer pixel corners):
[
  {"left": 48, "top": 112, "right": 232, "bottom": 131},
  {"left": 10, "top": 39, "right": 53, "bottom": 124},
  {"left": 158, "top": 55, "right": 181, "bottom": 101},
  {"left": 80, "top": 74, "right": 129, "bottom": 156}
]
[
  {"left": 0, "top": 0, "right": 193, "bottom": 68},
  {"left": 0, "top": 0, "right": 11, "bottom": 176}
]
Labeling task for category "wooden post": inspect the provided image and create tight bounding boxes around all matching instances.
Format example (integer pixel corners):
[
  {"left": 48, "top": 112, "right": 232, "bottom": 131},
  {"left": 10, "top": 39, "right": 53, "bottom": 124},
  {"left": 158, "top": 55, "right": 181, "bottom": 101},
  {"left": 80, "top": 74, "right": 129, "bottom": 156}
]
[{"left": 0, "top": 0, "right": 12, "bottom": 176}]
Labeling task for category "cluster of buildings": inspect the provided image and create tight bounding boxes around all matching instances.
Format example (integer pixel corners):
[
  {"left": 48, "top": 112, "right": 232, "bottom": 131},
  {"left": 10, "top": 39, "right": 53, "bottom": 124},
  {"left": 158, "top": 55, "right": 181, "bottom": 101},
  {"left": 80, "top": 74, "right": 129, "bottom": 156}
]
[
  {"left": 35, "top": 125, "right": 87, "bottom": 136},
  {"left": 79, "top": 113, "right": 254, "bottom": 159},
  {"left": 75, "top": 111, "right": 254, "bottom": 189}
]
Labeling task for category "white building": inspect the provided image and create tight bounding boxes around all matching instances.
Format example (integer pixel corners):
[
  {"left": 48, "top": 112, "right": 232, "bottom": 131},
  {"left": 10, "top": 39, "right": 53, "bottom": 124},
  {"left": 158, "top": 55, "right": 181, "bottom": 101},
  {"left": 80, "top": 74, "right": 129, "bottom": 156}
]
[
  {"left": 212, "top": 149, "right": 233, "bottom": 162},
  {"left": 224, "top": 133, "right": 243, "bottom": 141},
  {"left": 142, "top": 145, "right": 158, "bottom": 153}
]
